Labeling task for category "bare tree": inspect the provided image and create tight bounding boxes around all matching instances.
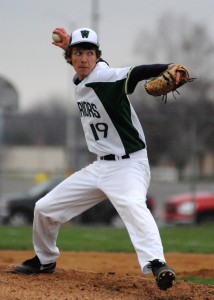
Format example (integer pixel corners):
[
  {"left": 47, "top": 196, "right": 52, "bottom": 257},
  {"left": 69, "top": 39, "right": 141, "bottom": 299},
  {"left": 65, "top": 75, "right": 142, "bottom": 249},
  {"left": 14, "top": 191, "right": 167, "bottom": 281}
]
[{"left": 132, "top": 14, "right": 214, "bottom": 176}]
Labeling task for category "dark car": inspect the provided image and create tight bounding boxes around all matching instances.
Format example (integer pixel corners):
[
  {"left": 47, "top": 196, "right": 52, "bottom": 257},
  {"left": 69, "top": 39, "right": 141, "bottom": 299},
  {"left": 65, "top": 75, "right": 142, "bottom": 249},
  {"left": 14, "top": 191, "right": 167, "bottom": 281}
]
[
  {"left": 164, "top": 192, "right": 214, "bottom": 225},
  {"left": 0, "top": 177, "right": 64, "bottom": 226},
  {"left": 0, "top": 177, "right": 156, "bottom": 226}
]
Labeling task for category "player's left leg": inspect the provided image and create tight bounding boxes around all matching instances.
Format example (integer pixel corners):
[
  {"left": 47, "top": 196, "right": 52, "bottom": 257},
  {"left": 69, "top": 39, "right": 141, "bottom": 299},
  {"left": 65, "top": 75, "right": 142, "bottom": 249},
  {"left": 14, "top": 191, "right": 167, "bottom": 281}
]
[{"left": 99, "top": 158, "right": 175, "bottom": 290}]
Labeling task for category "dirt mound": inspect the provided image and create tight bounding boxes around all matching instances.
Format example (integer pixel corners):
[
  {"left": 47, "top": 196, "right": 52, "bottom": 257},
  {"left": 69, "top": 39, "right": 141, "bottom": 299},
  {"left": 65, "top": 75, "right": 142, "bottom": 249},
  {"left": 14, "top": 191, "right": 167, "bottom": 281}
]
[{"left": 0, "top": 251, "right": 214, "bottom": 299}]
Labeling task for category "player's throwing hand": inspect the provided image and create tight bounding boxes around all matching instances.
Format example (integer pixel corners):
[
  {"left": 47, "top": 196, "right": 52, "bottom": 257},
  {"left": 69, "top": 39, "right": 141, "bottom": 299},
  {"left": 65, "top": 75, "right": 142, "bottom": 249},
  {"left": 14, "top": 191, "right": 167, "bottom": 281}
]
[{"left": 52, "top": 28, "right": 70, "bottom": 50}]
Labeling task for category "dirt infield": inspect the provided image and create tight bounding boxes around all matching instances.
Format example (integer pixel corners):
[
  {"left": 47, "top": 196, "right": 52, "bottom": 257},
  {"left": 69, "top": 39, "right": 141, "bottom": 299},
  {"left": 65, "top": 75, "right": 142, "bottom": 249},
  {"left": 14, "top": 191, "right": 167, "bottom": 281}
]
[{"left": 1, "top": 251, "right": 214, "bottom": 299}]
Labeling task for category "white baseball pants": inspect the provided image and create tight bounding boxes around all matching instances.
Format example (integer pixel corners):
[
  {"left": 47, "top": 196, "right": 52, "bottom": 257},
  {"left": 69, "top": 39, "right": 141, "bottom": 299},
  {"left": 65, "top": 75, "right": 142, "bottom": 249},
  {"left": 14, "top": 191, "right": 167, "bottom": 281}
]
[{"left": 33, "top": 152, "right": 165, "bottom": 274}]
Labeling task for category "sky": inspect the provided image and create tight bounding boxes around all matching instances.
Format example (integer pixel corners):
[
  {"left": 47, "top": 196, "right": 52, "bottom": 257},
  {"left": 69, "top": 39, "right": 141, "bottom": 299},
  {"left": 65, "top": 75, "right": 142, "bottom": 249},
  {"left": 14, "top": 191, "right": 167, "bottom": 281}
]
[{"left": 1, "top": 0, "right": 214, "bottom": 111}]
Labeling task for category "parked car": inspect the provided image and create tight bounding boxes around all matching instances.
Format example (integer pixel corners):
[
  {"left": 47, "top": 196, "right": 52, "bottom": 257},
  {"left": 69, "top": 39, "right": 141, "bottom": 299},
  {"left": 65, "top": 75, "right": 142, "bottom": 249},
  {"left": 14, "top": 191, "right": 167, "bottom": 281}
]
[
  {"left": 164, "top": 192, "right": 214, "bottom": 225},
  {"left": 0, "top": 177, "right": 64, "bottom": 226},
  {"left": 0, "top": 177, "right": 156, "bottom": 226}
]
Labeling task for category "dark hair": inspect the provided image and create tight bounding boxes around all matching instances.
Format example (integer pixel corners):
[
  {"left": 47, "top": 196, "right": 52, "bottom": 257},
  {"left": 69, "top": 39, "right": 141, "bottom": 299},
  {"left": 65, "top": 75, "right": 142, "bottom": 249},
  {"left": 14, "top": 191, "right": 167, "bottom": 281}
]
[{"left": 64, "top": 42, "right": 102, "bottom": 65}]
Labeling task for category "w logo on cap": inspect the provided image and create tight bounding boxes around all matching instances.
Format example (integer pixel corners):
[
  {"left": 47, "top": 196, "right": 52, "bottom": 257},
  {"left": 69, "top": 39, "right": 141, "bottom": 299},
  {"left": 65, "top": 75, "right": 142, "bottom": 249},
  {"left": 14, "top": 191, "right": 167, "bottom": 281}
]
[
  {"left": 81, "top": 30, "right": 90, "bottom": 38},
  {"left": 71, "top": 28, "right": 99, "bottom": 46}
]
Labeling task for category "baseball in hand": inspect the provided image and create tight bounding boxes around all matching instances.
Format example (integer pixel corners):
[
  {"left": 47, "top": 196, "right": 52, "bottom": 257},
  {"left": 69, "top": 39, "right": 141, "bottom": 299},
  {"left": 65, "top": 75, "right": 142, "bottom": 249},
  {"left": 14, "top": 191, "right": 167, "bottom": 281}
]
[{"left": 52, "top": 33, "right": 62, "bottom": 43}]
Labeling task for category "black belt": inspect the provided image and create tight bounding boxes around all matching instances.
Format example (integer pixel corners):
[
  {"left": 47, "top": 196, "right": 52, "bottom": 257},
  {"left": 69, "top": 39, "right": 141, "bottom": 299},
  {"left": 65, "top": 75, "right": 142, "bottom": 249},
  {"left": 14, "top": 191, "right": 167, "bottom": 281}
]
[{"left": 99, "top": 154, "right": 130, "bottom": 161}]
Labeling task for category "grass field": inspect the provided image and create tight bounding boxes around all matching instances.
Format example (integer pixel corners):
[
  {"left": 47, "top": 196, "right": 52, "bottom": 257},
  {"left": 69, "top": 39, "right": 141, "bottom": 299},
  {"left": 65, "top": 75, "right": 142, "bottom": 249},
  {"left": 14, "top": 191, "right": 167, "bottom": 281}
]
[{"left": 0, "top": 224, "right": 214, "bottom": 253}]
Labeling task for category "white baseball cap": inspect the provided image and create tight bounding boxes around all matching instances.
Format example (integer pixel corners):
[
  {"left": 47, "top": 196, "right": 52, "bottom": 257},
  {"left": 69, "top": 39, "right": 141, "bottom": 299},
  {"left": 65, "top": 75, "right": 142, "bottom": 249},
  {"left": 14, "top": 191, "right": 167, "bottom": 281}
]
[{"left": 70, "top": 28, "right": 100, "bottom": 47}]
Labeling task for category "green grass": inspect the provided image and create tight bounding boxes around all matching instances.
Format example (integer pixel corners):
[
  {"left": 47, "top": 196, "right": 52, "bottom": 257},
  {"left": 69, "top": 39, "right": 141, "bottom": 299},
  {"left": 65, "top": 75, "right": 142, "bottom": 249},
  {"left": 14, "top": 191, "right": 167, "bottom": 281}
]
[
  {"left": 1, "top": 224, "right": 214, "bottom": 253},
  {"left": 160, "top": 225, "right": 214, "bottom": 253},
  {"left": 1, "top": 225, "right": 214, "bottom": 286},
  {"left": 0, "top": 226, "right": 33, "bottom": 250},
  {"left": 0, "top": 226, "right": 135, "bottom": 251}
]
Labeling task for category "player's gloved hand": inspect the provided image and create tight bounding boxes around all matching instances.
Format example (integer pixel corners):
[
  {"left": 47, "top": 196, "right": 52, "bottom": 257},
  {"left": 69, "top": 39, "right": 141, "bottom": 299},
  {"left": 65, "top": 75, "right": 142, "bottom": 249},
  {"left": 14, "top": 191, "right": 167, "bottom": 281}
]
[
  {"left": 167, "top": 64, "right": 186, "bottom": 85},
  {"left": 144, "top": 64, "right": 194, "bottom": 103}
]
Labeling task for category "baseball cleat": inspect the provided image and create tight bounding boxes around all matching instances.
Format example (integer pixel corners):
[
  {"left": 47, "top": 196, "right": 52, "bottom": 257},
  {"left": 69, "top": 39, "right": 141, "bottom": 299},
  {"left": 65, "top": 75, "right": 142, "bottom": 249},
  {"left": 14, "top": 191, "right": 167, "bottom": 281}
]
[
  {"left": 13, "top": 255, "right": 56, "bottom": 275},
  {"left": 150, "top": 259, "right": 175, "bottom": 290}
]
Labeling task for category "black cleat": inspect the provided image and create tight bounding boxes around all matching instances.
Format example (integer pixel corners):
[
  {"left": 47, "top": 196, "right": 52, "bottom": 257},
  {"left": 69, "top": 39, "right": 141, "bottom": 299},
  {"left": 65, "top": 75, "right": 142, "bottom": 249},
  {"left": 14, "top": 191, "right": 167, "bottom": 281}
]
[
  {"left": 13, "top": 255, "right": 56, "bottom": 275},
  {"left": 150, "top": 259, "right": 175, "bottom": 290}
]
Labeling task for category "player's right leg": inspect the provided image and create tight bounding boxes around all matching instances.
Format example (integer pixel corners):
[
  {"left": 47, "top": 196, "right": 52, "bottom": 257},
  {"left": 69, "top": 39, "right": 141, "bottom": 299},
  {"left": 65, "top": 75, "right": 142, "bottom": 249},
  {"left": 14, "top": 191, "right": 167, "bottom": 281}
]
[{"left": 13, "top": 162, "right": 106, "bottom": 274}]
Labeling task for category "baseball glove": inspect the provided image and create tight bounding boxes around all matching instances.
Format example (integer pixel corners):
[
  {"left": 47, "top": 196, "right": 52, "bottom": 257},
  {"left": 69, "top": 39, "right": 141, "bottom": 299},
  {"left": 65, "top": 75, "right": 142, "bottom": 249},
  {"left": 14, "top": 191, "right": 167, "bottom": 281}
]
[{"left": 144, "top": 64, "right": 192, "bottom": 103}]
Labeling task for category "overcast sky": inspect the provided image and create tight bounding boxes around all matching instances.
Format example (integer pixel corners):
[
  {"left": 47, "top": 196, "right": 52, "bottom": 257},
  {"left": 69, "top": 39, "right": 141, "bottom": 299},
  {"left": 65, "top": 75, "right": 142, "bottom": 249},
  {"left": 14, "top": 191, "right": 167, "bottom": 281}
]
[{"left": 1, "top": 0, "right": 214, "bottom": 110}]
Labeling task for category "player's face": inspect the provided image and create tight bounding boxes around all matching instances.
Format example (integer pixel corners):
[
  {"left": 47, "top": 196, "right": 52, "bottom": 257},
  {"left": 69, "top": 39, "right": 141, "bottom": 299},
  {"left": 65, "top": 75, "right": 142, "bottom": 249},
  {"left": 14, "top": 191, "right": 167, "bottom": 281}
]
[{"left": 71, "top": 47, "right": 98, "bottom": 80}]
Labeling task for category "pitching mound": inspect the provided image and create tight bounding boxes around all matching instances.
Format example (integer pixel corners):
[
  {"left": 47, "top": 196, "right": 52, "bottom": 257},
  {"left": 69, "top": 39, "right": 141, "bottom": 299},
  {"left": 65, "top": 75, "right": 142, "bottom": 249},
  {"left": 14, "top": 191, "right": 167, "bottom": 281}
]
[{"left": 0, "top": 251, "right": 214, "bottom": 299}]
